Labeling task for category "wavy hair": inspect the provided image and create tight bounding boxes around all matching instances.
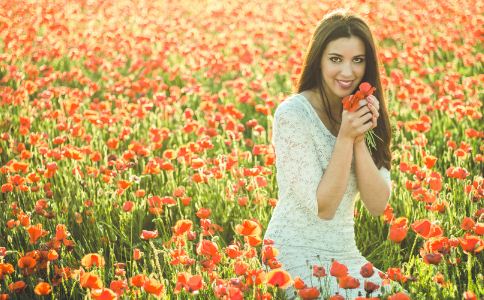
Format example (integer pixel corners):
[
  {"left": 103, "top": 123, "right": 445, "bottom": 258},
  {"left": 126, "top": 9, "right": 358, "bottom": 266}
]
[{"left": 296, "top": 9, "right": 392, "bottom": 170}]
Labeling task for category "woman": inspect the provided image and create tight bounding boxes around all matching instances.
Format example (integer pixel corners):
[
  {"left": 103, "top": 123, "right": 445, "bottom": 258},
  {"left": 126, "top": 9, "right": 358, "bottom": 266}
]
[{"left": 263, "top": 9, "right": 396, "bottom": 299}]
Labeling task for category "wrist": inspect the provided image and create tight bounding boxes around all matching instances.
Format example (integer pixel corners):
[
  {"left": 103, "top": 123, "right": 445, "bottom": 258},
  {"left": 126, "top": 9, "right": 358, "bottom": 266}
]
[
  {"left": 336, "top": 135, "right": 354, "bottom": 146},
  {"left": 354, "top": 139, "right": 368, "bottom": 151}
]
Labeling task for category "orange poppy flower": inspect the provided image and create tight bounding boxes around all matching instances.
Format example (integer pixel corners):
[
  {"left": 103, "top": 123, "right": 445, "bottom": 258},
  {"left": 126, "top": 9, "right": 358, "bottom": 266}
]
[
  {"left": 8, "top": 281, "right": 26, "bottom": 293},
  {"left": 27, "top": 223, "right": 49, "bottom": 244},
  {"left": 459, "top": 234, "right": 483, "bottom": 253},
  {"left": 261, "top": 245, "right": 279, "bottom": 265},
  {"left": 140, "top": 229, "right": 158, "bottom": 240},
  {"left": 92, "top": 288, "right": 117, "bottom": 300},
  {"left": 143, "top": 277, "right": 164, "bottom": 297},
  {"left": 388, "top": 292, "right": 411, "bottom": 300},
  {"left": 266, "top": 269, "right": 292, "bottom": 289},
  {"left": 246, "top": 269, "right": 266, "bottom": 286},
  {"left": 133, "top": 248, "right": 144, "bottom": 261},
  {"left": 130, "top": 274, "right": 148, "bottom": 287},
  {"left": 81, "top": 253, "right": 106, "bottom": 268},
  {"left": 463, "top": 291, "right": 477, "bottom": 300},
  {"left": 0, "top": 263, "right": 14, "bottom": 280},
  {"left": 196, "top": 239, "right": 219, "bottom": 257},
  {"left": 245, "top": 235, "right": 262, "bottom": 247},
  {"left": 174, "top": 272, "right": 204, "bottom": 293},
  {"left": 234, "top": 260, "right": 249, "bottom": 276},
  {"left": 293, "top": 276, "right": 306, "bottom": 290},
  {"left": 17, "top": 256, "right": 36, "bottom": 269},
  {"left": 34, "top": 282, "right": 52, "bottom": 295},
  {"left": 235, "top": 219, "right": 261, "bottom": 237},
  {"left": 388, "top": 217, "right": 408, "bottom": 243},
  {"left": 298, "top": 287, "right": 320, "bottom": 299},
  {"left": 461, "top": 217, "right": 476, "bottom": 231},
  {"left": 117, "top": 180, "right": 131, "bottom": 190},
  {"left": 225, "top": 244, "right": 242, "bottom": 259},
  {"left": 110, "top": 279, "right": 128, "bottom": 296},
  {"left": 195, "top": 207, "right": 211, "bottom": 219},
  {"left": 80, "top": 270, "right": 103, "bottom": 289},
  {"left": 411, "top": 219, "right": 431, "bottom": 238},
  {"left": 330, "top": 260, "right": 348, "bottom": 278},
  {"left": 338, "top": 275, "right": 360, "bottom": 289}
]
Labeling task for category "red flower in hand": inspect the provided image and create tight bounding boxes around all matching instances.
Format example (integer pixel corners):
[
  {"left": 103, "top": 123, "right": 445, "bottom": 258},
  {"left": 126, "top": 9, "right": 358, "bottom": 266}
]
[{"left": 342, "top": 82, "right": 375, "bottom": 112}]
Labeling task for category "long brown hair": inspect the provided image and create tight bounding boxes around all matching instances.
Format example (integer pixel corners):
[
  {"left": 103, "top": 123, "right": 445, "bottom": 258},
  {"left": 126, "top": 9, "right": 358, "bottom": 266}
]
[{"left": 296, "top": 9, "right": 392, "bottom": 170}]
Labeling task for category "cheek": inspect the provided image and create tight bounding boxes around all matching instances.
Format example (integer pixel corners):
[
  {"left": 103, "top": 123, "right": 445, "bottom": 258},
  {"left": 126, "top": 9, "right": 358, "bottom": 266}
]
[
  {"left": 356, "top": 63, "right": 366, "bottom": 77},
  {"left": 321, "top": 63, "right": 338, "bottom": 80}
]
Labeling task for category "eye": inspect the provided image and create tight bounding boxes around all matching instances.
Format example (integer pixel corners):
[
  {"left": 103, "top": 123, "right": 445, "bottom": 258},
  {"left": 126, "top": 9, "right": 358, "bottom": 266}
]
[
  {"left": 329, "top": 57, "right": 342, "bottom": 63},
  {"left": 353, "top": 57, "right": 365, "bottom": 63}
]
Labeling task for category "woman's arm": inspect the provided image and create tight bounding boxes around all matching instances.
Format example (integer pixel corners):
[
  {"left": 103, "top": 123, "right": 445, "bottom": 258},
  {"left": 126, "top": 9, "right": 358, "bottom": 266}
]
[
  {"left": 353, "top": 141, "right": 391, "bottom": 216},
  {"left": 316, "top": 135, "right": 354, "bottom": 219},
  {"left": 316, "top": 104, "right": 374, "bottom": 220}
]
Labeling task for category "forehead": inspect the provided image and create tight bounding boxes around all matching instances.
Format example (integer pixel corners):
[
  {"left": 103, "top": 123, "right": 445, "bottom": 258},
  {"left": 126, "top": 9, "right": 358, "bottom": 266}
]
[{"left": 323, "top": 36, "right": 365, "bottom": 56}]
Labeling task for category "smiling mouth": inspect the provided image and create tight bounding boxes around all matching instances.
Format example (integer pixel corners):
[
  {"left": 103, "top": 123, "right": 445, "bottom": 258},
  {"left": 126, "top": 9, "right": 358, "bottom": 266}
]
[{"left": 336, "top": 80, "right": 354, "bottom": 89}]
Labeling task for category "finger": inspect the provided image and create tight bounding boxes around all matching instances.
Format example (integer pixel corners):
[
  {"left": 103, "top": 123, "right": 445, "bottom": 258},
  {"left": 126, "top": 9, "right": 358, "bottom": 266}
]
[
  {"left": 355, "top": 111, "right": 373, "bottom": 127},
  {"left": 372, "top": 116, "right": 377, "bottom": 129},
  {"left": 367, "top": 96, "right": 380, "bottom": 111},
  {"left": 360, "top": 120, "right": 374, "bottom": 134},
  {"left": 356, "top": 106, "right": 371, "bottom": 118},
  {"left": 358, "top": 99, "right": 368, "bottom": 108},
  {"left": 368, "top": 103, "right": 380, "bottom": 118}
]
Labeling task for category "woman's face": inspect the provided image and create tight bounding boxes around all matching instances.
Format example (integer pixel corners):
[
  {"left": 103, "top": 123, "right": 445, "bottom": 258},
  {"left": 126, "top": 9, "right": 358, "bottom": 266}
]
[{"left": 320, "top": 36, "right": 366, "bottom": 102}]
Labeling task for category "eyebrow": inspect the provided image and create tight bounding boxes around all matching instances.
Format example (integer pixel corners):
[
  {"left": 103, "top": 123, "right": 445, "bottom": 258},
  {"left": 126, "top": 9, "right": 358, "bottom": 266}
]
[{"left": 328, "top": 53, "right": 366, "bottom": 57}]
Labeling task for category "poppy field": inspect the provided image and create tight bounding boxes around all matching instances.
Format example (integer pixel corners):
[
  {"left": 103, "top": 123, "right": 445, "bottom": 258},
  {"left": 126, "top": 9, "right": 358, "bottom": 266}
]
[{"left": 0, "top": 0, "right": 482, "bottom": 299}]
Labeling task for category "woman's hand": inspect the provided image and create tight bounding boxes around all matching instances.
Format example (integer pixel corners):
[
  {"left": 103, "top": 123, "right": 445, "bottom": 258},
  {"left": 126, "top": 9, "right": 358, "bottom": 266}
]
[
  {"left": 354, "top": 95, "right": 380, "bottom": 144},
  {"left": 339, "top": 99, "right": 373, "bottom": 141}
]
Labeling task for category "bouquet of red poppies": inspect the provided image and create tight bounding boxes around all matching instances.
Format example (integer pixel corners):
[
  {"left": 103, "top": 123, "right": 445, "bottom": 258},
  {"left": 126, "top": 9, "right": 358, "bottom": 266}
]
[{"left": 342, "top": 82, "right": 382, "bottom": 151}]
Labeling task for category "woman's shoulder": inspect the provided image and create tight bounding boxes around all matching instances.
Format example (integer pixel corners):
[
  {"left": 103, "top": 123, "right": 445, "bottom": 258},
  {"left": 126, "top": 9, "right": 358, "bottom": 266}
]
[{"left": 274, "top": 93, "right": 307, "bottom": 119}]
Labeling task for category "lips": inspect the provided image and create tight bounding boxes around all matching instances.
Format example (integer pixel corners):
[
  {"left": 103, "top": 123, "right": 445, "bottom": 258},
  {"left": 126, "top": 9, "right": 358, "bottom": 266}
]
[{"left": 336, "top": 80, "right": 354, "bottom": 89}]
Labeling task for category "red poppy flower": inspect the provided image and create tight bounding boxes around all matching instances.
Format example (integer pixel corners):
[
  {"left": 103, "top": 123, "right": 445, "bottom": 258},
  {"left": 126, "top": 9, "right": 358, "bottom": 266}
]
[
  {"left": 364, "top": 280, "right": 380, "bottom": 293},
  {"left": 266, "top": 269, "right": 292, "bottom": 289},
  {"left": 298, "top": 287, "right": 320, "bottom": 299},
  {"left": 173, "top": 219, "right": 192, "bottom": 236},
  {"left": 34, "top": 282, "right": 51, "bottom": 295},
  {"left": 461, "top": 217, "right": 475, "bottom": 231},
  {"left": 312, "top": 265, "right": 326, "bottom": 277},
  {"left": 140, "top": 229, "right": 158, "bottom": 240},
  {"left": 81, "top": 253, "right": 106, "bottom": 268},
  {"left": 130, "top": 274, "right": 148, "bottom": 287},
  {"left": 411, "top": 219, "right": 431, "bottom": 238},
  {"left": 389, "top": 217, "right": 408, "bottom": 243},
  {"left": 143, "top": 277, "right": 164, "bottom": 297},
  {"left": 360, "top": 262, "right": 375, "bottom": 278},
  {"left": 235, "top": 219, "right": 262, "bottom": 237},
  {"left": 91, "top": 288, "right": 117, "bottom": 300},
  {"left": 388, "top": 292, "right": 411, "bottom": 300},
  {"left": 329, "top": 294, "right": 345, "bottom": 300},
  {"left": 459, "top": 234, "right": 483, "bottom": 253},
  {"left": 463, "top": 291, "right": 477, "bottom": 300},
  {"left": 293, "top": 276, "right": 306, "bottom": 290},
  {"left": 330, "top": 260, "right": 348, "bottom": 278},
  {"left": 8, "top": 281, "right": 26, "bottom": 293},
  {"left": 338, "top": 275, "right": 360, "bottom": 289}
]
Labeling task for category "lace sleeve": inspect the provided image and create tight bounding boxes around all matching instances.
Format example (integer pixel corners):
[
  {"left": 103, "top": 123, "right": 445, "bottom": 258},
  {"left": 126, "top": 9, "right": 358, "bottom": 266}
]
[
  {"left": 272, "top": 106, "right": 322, "bottom": 216},
  {"left": 378, "top": 166, "right": 392, "bottom": 197}
]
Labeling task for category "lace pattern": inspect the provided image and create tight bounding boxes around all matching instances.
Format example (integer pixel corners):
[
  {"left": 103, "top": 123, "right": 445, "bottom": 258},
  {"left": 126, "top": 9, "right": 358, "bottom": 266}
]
[{"left": 264, "top": 94, "right": 393, "bottom": 297}]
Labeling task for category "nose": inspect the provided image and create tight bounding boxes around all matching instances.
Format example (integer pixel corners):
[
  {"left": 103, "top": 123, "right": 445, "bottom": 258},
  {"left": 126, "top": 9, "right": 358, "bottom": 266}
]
[{"left": 340, "top": 62, "right": 353, "bottom": 77}]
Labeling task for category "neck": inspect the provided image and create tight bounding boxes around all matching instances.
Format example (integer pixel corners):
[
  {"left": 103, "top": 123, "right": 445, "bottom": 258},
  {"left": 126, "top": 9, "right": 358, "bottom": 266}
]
[{"left": 311, "top": 88, "right": 342, "bottom": 122}]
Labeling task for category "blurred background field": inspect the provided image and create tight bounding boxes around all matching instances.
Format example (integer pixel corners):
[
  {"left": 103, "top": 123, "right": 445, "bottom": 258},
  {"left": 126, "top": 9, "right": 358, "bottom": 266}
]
[{"left": 0, "top": 0, "right": 482, "bottom": 299}]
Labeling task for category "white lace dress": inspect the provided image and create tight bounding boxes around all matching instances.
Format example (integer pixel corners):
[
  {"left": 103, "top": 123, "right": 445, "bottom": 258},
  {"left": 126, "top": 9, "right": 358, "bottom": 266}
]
[{"left": 263, "top": 94, "right": 393, "bottom": 299}]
